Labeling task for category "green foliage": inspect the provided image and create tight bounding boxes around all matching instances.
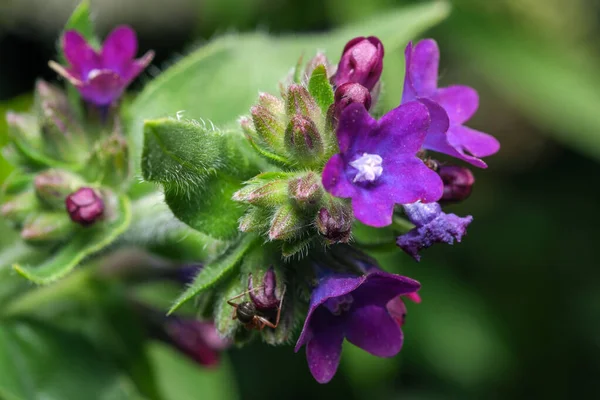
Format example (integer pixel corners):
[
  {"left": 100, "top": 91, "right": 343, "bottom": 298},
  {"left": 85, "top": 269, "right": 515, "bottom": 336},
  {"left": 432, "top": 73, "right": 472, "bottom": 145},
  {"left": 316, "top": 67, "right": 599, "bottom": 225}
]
[
  {"left": 169, "top": 234, "right": 260, "bottom": 314},
  {"left": 13, "top": 193, "right": 131, "bottom": 284},
  {"left": 308, "top": 65, "right": 335, "bottom": 115},
  {"left": 0, "top": 319, "right": 141, "bottom": 400},
  {"left": 128, "top": 2, "right": 451, "bottom": 170},
  {"left": 142, "top": 118, "right": 264, "bottom": 239}
]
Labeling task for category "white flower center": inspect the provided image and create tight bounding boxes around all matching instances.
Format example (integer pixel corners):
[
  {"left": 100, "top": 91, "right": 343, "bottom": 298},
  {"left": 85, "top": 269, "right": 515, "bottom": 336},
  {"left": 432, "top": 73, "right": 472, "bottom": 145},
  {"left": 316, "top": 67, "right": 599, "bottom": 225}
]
[
  {"left": 349, "top": 153, "right": 383, "bottom": 183},
  {"left": 88, "top": 69, "right": 103, "bottom": 80}
]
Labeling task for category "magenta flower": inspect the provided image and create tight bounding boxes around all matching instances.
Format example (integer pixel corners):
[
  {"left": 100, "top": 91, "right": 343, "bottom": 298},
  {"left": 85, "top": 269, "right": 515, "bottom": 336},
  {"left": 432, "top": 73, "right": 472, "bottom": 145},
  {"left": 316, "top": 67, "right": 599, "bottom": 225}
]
[
  {"left": 50, "top": 26, "right": 154, "bottom": 106},
  {"left": 387, "top": 292, "right": 421, "bottom": 327},
  {"left": 295, "top": 269, "right": 420, "bottom": 383},
  {"left": 65, "top": 187, "right": 104, "bottom": 226},
  {"left": 164, "top": 318, "right": 231, "bottom": 367},
  {"left": 397, "top": 202, "right": 472, "bottom": 261},
  {"left": 402, "top": 40, "right": 499, "bottom": 168},
  {"left": 322, "top": 102, "right": 443, "bottom": 227},
  {"left": 248, "top": 267, "right": 280, "bottom": 309},
  {"left": 333, "top": 36, "right": 384, "bottom": 91},
  {"left": 438, "top": 165, "right": 475, "bottom": 203}
]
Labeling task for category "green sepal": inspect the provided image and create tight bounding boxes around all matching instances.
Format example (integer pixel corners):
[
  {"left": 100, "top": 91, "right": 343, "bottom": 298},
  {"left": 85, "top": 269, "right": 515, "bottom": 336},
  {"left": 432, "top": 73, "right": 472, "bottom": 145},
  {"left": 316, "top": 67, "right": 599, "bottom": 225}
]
[
  {"left": 13, "top": 192, "right": 131, "bottom": 284},
  {"left": 168, "top": 234, "right": 260, "bottom": 314},
  {"left": 142, "top": 118, "right": 265, "bottom": 239},
  {"left": 21, "top": 211, "right": 74, "bottom": 245},
  {"left": 308, "top": 64, "right": 335, "bottom": 115},
  {"left": 213, "top": 275, "right": 256, "bottom": 344}
]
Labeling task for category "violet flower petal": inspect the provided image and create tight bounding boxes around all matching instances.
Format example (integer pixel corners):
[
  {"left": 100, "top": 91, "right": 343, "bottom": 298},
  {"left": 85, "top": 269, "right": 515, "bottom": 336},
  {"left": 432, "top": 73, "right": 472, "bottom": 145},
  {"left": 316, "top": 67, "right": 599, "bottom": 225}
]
[
  {"left": 432, "top": 85, "right": 479, "bottom": 125},
  {"left": 402, "top": 39, "right": 439, "bottom": 102},
  {"left": 322, "top": 153, "right": 357, "bottom": 199},
  {"left": 345, "top": 304, "right": 403, "bottom": 357},
  {"left": 305, "top": 309, "right": 345, "bottom": 384},
  {"left": 77, "top": 70, "right": 124, "bottom": 106},
  {"left": 336, "top": 103, "right": 377, "bottom": 154},
  {"left": 447, "top": 125, "right": 501, "bottom": 159},
  {"left": 352, "top": 271, "right": 421, "bottom": 307},
  {"left": 101, "top": 25, "right": 138, "bottom": 74},
  {"left": 63, "top": 30, "right": 99, "bottom": 78}
]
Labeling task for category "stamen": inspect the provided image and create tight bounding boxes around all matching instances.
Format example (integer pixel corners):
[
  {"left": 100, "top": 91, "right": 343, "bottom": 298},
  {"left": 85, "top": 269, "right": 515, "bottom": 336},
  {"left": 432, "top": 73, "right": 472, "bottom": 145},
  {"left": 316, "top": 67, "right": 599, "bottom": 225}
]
[{"left": 349, "top": 153, "right": 383, "bottom": 183}]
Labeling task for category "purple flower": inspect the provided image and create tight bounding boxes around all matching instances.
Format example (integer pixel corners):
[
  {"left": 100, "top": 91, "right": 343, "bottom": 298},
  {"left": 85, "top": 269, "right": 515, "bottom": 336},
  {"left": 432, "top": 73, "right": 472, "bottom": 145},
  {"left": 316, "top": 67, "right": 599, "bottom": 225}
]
[
  {"left": 402, "top": 40, "right": 500, "bottom": 168},
  {"left": 334, "top": 36, "right": 384, "bottom": 91},
  {"left": 322, "top": 102, "right": 443, "bottom": 227},
  {"left": 387, "top": 292, "right": 421, "bottom": 327},
  {"left": 333, "top": 82, "right": 372, "bottom": 120},
  {"left": 65, "top": 187, "right": 104, "bottom": 226},
  {"left": 295, "top": 269, "right": 420, "bottom": 383},
  {"left": 397, "top": 202, "right": 472, "bottom": 261},
  {"left": 438, "top": 165, "right": 475, "bottom": 203},
  {"left": 248, "top": 267, "right": 280, "bottom": 310},
  {"left": 49, "top": 26, "right": 154, "bottom": 106}
]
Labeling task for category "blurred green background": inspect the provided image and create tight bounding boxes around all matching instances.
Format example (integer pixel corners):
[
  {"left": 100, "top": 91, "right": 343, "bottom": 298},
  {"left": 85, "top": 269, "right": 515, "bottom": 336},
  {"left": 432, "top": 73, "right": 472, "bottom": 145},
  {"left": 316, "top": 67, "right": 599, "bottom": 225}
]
[{"left": 2, "top": 0, "right": 600, "bottom": 398}]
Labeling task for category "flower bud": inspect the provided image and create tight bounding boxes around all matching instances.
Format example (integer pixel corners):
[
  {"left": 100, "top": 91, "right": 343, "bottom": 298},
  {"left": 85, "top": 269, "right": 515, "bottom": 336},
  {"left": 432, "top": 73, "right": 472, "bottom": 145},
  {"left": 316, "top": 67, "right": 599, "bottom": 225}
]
[
  {"left": 285, "top": 84, "right": 320, "bottom": 123},
  {"left": 316, "top": 200, "right": 353, "bottom": 244},
  {"left": 251, "top": 105, "right": 286, "bottom": 151},
  {"left": 232, "top": 179, "right": 288, "bottom": 208},
  {"left": 65, "top": 187, "right": 105, "bottom": 226},
  {"left": 239, "top": 116, "right": 256, "bottom": 137},
  {"left": 238, "top": 207, "right": 272, "bottom": 233},
  {"left": 87, "top": 133, "right": 130, "bottom": 188},
  {"left": 333, "top": 36, "right": 384, "bottom": 91},
  {"left": 439, "top": 165, "right": 475, "bottom": 203},
  {"left": 288, "top": 172, "right": 322, "bottom": 208},
  {"left": 268, "top": 204, "right": 303, "bottom": 241},
  {"left": 1, "top": 191, "right": 38, "bottom": 225},
  {"left": 6, "top": 111, "right": 40, "bottom": 145},
  {"left": 164, "top": 318, "right": 231, "bottom": 367},
  {"left": 21, "top": 212, "right": 73, "bottom": 244},
  {"left": 258, "top": 92, "right": 285, "bottom": 116},
  {"left": 248, "top": 267, "right": 281, "bottom": 310},
  {"left": 34, "top": 169, "right": 83, "bottom": 209},
  {"left": 333, "top": 82, "right": 372, "bottom": 120},
  {"left": 304, "top": 53, "right": 334, "bottom": 82},
  {"left": 284, "top": 115, "right": 323, "bottom": 164}
]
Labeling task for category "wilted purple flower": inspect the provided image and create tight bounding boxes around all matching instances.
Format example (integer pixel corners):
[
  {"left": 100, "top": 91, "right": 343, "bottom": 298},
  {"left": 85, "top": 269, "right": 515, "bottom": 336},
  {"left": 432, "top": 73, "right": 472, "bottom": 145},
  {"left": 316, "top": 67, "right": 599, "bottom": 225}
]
[
  {"left": 387, "top": 292, "right": 421, "bottom": 327},
  {"left": 65, "top": 187, "right": 104, "bottom": 226},
  {"left": 295, "top": 269, "right": 420, "bottom": 383},
  {"left": 248, "top": 267, "right": 280, "bottom": 310},
  {"left": 402, "top": 40, "right": 499, "bottom": 168},
  {"left": 164, "top": 318, "right": 231, "bottom": 367},
  {"left": 334, "top": 36, "right": 384, "bottom": 91},
  {"left": 439, "top": 165, "right": 475, "bottom": 203},
  {"left": 322, "top": 102, "right": 443, "bottom": 227},
  {"left": 397, "top": 202, "right": 472, "bottom": 261},
  {"left": 333, "top": 82, "right": 372, "bottom": 120},
  {"left": 49, "top": 26, "right": 154, "bottom": 106}
]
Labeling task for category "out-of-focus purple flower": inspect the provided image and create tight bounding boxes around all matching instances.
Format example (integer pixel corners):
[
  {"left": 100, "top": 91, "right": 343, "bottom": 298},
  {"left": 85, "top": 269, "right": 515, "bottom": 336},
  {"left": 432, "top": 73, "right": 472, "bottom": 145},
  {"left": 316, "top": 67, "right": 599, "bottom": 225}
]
[
  {"left": 248, "top": 267, "right": 280, "bottom": 310},
  {"left": 334, "top": 37, "right": 384, "bottom": 91},
  {"left": 439, "top": 165, "right": 475, "bottom": 203},
  {"left": 333, "top": 82, "right": 372, "bottom": 120},
  {"left": 164, "top": 318, "right": 231, "bottom": 367},
  {"left": 397, "top": 202, "right": 472, "bottom": 261},
  {"left": 322, "top": 102, "right": 443, "bottom": 227},
  {"left": 387, "top": 292, "right": 421, "bottom": 327},
  {"left": 65, "top": 187, "right": 104, "bottom": 226},
  {"left": 402, "top": 40, "right": 499, "bottom": 168},
  {"left": 295, "top": 269, "right": 420, "bottom": 383},
  {"left": 49, "top": 26, "right": 154, "bottom": 106}
]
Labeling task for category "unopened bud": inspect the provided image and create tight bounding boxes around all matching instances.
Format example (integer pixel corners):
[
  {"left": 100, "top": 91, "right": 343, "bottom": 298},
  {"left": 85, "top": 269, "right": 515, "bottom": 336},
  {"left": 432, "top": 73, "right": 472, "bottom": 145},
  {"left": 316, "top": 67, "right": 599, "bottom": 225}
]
[
  {"left": 333, "top": 82, "right": 372, "bottom": 120},
  {"left": 268, "top": 204, "right": 303, "bottom": 241},
  {"left": 34, "top": 169, "right": 83, "bottom": 209},
  {"left": 6, "top": 111, "right": 40, "bottom": 145},
  {"left": 1, "top": 191, "right": 38, "bottom": 224},
  {"left": 21, "top": 212, "right": 73, "bottom": 244},
  {"left": 316, "top": 200, "right": 353, "bottom": 244},
  {"left": 304, "top": 53, "right": 334, "bottom": 82},
  {"left": 258, "top": 92, "right": 285, "bottom": 116},
  {"left": 284, "top": 115, "right": 323, "bottom": 164},
  {"left": 87, "top": 133, "right": 130, "bottom": 188},
  {"left": 288, "top": 172, "right": 322, "bottom": 207},
  {"left": 65, "top": 187, "right": 105, "bottom": 226},
  {"left": 248, "top": 267, "right": 280, "bottom": 309},
  {"left": 239, "top": 116, "right": 255, "bottom": 137},
  {"left": 334, "top": 36, "right": 384, "bottom": 91},
  {"left": 439, "top": 166, "right": 475, "bottom": 203},
  {"left": 232, "top": 179, "right": 287, "bottom": 208},
  {"left": 251, "top": 105, "right": 286, "bottom": 151},
  {"left": 238, "top": 207, "right": 272, "bottom": 233},
  {"left": 285, "top": 84, "right": 320, "bottom": 123}
]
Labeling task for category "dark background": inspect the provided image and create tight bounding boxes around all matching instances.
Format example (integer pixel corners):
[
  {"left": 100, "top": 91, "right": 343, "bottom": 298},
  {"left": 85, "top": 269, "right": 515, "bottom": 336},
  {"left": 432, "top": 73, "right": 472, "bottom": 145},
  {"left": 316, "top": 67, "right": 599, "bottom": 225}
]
[{"left": 1, "top": 0, "right": 600, "bottom": 398}]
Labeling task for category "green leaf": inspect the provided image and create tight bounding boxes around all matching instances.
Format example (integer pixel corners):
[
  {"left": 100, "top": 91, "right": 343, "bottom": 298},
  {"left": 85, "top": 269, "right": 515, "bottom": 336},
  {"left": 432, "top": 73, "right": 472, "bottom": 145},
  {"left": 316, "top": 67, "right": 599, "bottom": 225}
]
[
  {"left": 147, "top": 342, "right": 237, "bottom": 400},
  {"left": 142, "top": 118, "right": 264, "bottom": 239},
  {"left": 169, "top": 234, "right": 259, "bottom": 314},
  {"left": 308, "top": 65, "right": 335, "bottom": 114},
  {"left": 60, "top": 0, "right": 99, "bottom": 54},
  {"left": 0, "top": 319, "right": 141, "bottom": 400},
  {"left": 128, "top": 2, "right": 450, "bottom": 169},
  {"left": 13, "top": 193, "right": 131, "bottom": 284}
]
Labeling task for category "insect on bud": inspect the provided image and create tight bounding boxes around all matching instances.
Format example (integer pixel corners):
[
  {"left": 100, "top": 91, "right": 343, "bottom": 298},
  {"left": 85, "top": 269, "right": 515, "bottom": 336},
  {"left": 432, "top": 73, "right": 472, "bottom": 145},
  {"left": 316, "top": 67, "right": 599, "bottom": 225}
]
[
  {"left": 21, "top": 212, "right": 73, "bottom": 244},
  {"left": 288, "top": 172, "right": 323, "bottom": 207},
  {"left": 248, "top": 267, "right": 281, "bottom": 310},
  {"left": 333, "top": 36, "right": 384, "bottom": 91},
  {"left": 284, "top": 115, "right": 324, "bottom": 164},
  {"left": 316, "top": 201, "right": 353, "bottom": 244},
  {"left": 251, "top": 105, "right": 286, "bottom": 151},
  {"left": 34, "top": 169, "right": 83, "bottom": 209},
  {"left": 438, "top": 165, "right": 475, "bottom": 203},
  {"left": 333, "top": 82, "right": 372, "bottom": 120},
  {"left": 65, "top": 187, "right": 105, "bottom": 226}
]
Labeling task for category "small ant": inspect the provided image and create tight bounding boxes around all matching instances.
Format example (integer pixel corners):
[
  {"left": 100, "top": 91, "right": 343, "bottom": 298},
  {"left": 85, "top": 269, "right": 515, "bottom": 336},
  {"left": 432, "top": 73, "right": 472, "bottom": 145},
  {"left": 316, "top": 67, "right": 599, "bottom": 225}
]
[{"left": 227, "top": 285, "right": 287, "bottom": 331}]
